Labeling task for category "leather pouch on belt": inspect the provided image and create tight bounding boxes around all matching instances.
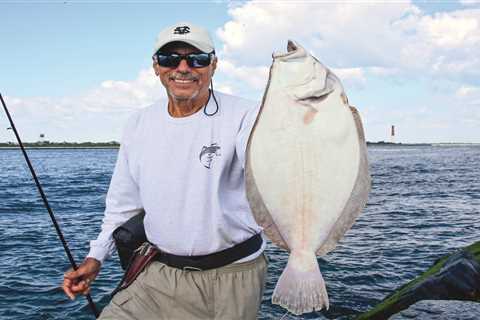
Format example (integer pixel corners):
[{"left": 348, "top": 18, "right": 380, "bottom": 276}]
[
  {"left": 111, "top": 242, "right": 158, "bottom": 297},
  {"left": 112, "top": 211, "right": 147, "bottom": 270}
]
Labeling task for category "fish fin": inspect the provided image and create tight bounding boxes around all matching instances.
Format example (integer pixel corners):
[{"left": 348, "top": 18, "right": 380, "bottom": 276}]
[
  {"left": 349, "top": 105, "right": 367, "bottom": 144},
  {"left": 245, "top": 156, "right": 290, "bottom": 251},
  {"left": 272, "top": 251, "right": 329, "bottom": 315}
]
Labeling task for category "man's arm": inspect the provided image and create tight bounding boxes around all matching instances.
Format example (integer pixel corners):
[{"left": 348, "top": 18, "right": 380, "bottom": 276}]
[
  {"left": 63, "top": 114, "right": 143, "bottom": 299},
  {"left": 236, "top": 103, "right": 261, "bottom": 168},
  {"left": 87, "top": 141, "right": 143, "bottom": 264}
]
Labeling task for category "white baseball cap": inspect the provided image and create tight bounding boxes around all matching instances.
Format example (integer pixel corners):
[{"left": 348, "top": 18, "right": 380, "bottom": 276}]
[{"left": 153, "top": 22, "right": 215, "bottom": 54}]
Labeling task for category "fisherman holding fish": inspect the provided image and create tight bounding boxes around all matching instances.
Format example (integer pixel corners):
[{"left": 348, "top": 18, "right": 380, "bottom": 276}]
[{"left": 62, "top": 22, "right": 267, "bottom": 319}]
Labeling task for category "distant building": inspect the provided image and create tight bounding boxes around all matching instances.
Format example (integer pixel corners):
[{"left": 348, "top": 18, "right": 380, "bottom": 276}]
[
  {"left": 38, "top": 134, "right": 49, "bottom": 145},
  {"left": 390, "top": 125, "right": 395, "bottom": 143}
]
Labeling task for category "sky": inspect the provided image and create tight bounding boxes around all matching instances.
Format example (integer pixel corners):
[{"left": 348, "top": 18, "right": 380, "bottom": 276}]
[{"left": 1, "top": 0, "right": 480, "bottom": 143}]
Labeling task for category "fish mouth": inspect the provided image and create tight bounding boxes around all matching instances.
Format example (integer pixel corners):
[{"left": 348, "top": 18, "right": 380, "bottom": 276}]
[
  {"left": 287, "top": 40, "right": 297, "bottom": 52},
  {"left": 272, "top": 40, "right": 305, "bottom": 60}
]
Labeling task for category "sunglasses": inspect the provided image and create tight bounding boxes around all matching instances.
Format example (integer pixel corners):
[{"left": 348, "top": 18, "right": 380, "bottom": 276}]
[{"left": 153, "top": 51, "right": 215, "bottom": 68}]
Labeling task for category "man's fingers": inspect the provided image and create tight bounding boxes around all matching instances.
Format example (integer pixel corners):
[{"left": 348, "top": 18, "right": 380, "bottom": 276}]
[
  {"left": 71, "top": 280, "right": 88, "bottom": 292},
  {"left": 63, "top": 275, "right": 93, "bottom": 300},
  {"left": 80, "top": 285, "right": 91, "bottom": 295},
  {"left": 62, "top": 282, "right": 76, "bottom": 300},
  {"left": 63, "top": 278, "right": 72, "bottom": 287},
  {"left": 62, "top": 276, "right": 75, "bottom": 300},
  {"left": 62, "top": 258, "right": 101, "bottom": 300}
]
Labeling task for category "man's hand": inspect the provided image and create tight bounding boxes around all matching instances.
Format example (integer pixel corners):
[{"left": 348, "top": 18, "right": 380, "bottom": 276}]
[{"left": 62, "top": 257, "right": 101, "bottom": 300}]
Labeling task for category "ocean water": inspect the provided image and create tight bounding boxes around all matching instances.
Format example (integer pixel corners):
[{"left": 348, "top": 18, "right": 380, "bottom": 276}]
[{"left": 0, "top": 146, "right": 479, "bottom": 320}]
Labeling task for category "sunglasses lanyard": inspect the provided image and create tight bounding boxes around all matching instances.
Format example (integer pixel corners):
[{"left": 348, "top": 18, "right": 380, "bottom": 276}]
[
  {"left": 205, "top": 86, "right": 221, "bottom": 155},
  {"left": 204, "top": 81, "right": 219, "bottom": 117}
]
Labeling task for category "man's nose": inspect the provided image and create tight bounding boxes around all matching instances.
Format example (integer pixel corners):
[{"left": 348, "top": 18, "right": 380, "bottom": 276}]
[{"left": 176, "top": 59, "right": 191, "bottom": 72}]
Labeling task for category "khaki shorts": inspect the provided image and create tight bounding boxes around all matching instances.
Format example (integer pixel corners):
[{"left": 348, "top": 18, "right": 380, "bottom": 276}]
[{"left": 99, "top": 253, "right": 268, "bottom": 320}]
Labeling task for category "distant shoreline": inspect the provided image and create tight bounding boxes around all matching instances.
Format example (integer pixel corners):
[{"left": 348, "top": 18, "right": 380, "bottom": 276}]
[
  {"left": 1, "top": 141, "right": 480, "bottom": 150},
  {"left": 367, "top": 142, "right": 431, "bottom": 147},
  {"left": 0, "top": 146, "right": 119, "bottom": 149},
  {"left": 0, "top": 142, "right": 120, "bottom": 149},
  {"left": 366, "top": 142, "right": 480, "bottom": 147}
]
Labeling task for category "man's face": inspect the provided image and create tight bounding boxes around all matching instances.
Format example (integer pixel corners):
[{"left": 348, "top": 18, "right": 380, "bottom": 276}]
[{"left": 153, "top": 43, "right": 217, "bottom": 102}]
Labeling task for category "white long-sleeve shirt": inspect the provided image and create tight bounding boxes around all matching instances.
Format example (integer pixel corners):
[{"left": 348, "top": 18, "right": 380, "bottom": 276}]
[{"left": 87, "top": 91, "right": 265, "bottom": 264}]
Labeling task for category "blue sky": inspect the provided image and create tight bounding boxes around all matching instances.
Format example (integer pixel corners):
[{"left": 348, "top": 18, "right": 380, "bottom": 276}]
[
  {"left": 1, "top": 1, "right": 480, "bottom": 143},
  {"left": 0, "top": 2, "right": 231, "bottom": 96}
]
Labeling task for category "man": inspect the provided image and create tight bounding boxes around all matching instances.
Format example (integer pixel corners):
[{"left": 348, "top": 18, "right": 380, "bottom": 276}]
[{"left": 62, "top": 22, "right": 267, "bottom": 319}]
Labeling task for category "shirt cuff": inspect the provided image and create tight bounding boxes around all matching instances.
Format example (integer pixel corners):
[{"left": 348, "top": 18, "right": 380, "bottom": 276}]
[{"left": 87, "top": 240, "right": 115, "bottom": 264}]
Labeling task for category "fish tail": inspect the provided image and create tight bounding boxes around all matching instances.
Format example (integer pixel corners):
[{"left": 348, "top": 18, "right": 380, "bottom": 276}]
[{"left": 272, "top": 251, "right": 329, "bottom": 315}]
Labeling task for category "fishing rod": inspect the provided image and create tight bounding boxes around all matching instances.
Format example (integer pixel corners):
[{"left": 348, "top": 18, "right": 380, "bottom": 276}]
[{"left": 0, "top": 93, "right": 99, "bottom": 318}]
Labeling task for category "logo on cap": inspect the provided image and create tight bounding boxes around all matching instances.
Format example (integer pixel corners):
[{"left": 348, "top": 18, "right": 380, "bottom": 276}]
[{"left": 174, "top": 26, "right": 190, "bottom": 35}]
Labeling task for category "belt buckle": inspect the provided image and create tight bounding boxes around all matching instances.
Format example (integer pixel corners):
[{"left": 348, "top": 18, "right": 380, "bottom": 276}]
[{"left": 182, "top": 266, "right": 202, "bottom": 272}]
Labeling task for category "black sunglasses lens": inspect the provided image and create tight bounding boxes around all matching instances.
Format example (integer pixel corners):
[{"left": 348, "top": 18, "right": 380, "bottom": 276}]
[
  {"left": 155, "top": 53, "right": 212, "bottom": 68},
  {"left": 187, "top": 53, "right": 211, "bottom": 67},
  {"left": 156, "top": 54, "right": 181, "bottom": 68}
]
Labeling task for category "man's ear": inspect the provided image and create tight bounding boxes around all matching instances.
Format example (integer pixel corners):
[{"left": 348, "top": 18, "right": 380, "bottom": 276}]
[
  {"left": 211, "top": 57, "right": 218, "bottom": 77},
  {"left": 153, "top": 62, "right": 160, "bottom": 76}
]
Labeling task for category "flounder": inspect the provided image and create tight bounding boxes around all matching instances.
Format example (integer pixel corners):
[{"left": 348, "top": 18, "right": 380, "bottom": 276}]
[{"left": 246, "top": 40, "right": 371, "bottom": 315}]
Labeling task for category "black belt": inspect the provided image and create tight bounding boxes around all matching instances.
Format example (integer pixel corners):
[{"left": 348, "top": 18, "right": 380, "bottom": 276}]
[{"left": 153, "top": 233, "right": 263, "bottom": 271}]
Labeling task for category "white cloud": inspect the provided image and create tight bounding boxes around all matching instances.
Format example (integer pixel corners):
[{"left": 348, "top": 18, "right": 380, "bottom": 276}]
[
  {"left": 456, "top": 85, "right": 480, "bottom": 97},
  {"left": 214, "top": 83, "right": 234, "bottom": 95},
  {"left": 456, "top": 85, "right": 480, "bottom": 108},
  {"left": 417, "top": 12, "right": 480, "bottom": 48},
  {"left": 217, "top": 59, "right": 269, "bottom": 90},
  {"left": 0, "top": 69, "right": 166, "bottom": 142},
  {"left": 211, "top": 1, "right": 480, "bottom": 143},
  {"left": 331, "top": 67, "right": 366, "bottom": 89},
  {"left": 365, "top": 67, "right": 401, "bottom": 77},
  {"left": 3, "top": 2, "right": 480, "bottom": 144},
  {"left": 0, "top": 66, "right": 248, "bottom": 142},
  {"left": 82, "top": 69, "right": 166, "bottom": 113},
  {"left": 218, "top": 1, "right": 417, "bottom": 67},
  {"left": 217, "top": 1, "right": 480, "bottom": 79},
  {"left": 393, "top": 9, "right": 480, "bottom": 76},
  {"left": 459, "top": 0, "right": 480, "bottom": 6}
]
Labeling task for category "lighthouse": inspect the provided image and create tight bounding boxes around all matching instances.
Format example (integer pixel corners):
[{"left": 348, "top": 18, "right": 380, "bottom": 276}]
[{"left": 390, "top": 125, "right": 395, "bottom": 143}]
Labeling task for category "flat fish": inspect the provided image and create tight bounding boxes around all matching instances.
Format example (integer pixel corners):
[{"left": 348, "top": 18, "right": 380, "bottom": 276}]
[{"left": 245, "top": 40, "right": 371, "bottom": 315}]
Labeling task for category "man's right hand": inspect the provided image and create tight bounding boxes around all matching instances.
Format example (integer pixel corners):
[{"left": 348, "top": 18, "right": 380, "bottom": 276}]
[{"left": 62, "top": 257, "right": 101, "bottom": 300}]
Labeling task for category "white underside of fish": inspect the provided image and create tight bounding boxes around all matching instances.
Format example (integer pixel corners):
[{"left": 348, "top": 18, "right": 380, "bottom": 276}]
[{"left": 246, "top": 41, "right": 371, "bottom": 315}]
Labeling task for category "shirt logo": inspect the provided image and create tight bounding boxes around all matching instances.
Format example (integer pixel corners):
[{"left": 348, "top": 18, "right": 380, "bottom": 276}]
[
  {"left": 199, "top": 143, "right": 221, "bottom": 169},
  {"left": 174, "top": 26, "right": 191, "bottom": 35}
]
